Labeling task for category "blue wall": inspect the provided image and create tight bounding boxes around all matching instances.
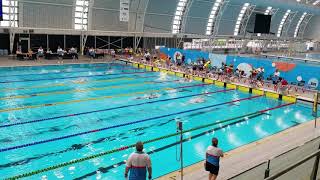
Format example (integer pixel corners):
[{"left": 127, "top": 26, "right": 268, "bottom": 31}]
[
  {"left": 227, "top": 56, "right": 320, "bottom": 90},
  {"left": 160, "top": 47, "right": 320, "bottom": 90},
  {"left": 160, "top": 48, "right": 208, "bottom": 64}
]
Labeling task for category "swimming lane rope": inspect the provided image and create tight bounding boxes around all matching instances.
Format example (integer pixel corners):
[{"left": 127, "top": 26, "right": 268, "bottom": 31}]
[
  {"left": 0, "top": 71, "right": 154, "bottom": 83},
  {"left": 0, "top": 83, "right": 210, "bottom": 113},
  {"left": 0, "top": 64, "right": 134, "bottom": 78},
  {"left": 0, "top": 89, "right": 235, "bottom": 128},
  {"left": 0, "top": 78, "right": 177, "bottom": 100},
  {"left": 4, "top": 102, "right": 294, "bottom": 180},
  {"left": 0, "top": 94, "right": 262, "bottom": 153}
]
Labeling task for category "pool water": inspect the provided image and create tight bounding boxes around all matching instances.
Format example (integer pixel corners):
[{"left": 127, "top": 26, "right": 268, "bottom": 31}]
[{"left": 0, "top": 62, "right": 317, "bottom": 180}]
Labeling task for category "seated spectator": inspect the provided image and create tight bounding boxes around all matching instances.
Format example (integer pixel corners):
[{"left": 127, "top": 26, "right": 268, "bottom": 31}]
[
  {"left": 27, "top": 49, "right": 34, "bottom": 60},
  {"left": 256, "top": 67, "right": 265, "bottom": 81},
  {"left": 88, "top": 47, "right": 96, "bottom": 59},
  {"left": 273, "top": 69, "right": 281, "bottom": 84},
  {"left": 111, "top": 49, "right": 116, "bottom": 58},
  {"left": 46, "top": 48, "right": 52, "bottom": 54},
  {"left": 16, "top": 48, "right": 22, "bottom": 55},
  {"left": 129, "top": 47, "right": 133, "bottom": 56},
  {"left": 57, "top": 46, "right": 64, "bottom": 58},
  {"left": 69, "top": 47, "right": 78, "bottom": 60},
  {"left": 279, "top": 77, "right": 289, "bottom": 93},
  {"left": 144, "top": 51, "right": 151, "bottom": 62},
  {"left": 182, "top": 55, "right": 186, "bottom": 65},
  {"left": 176, "top": 53, "right": 182, "bottom": 66},
  {"left": 37, "top": 46, "right": 44, "bottom": 60},
  {"left": 226, "top": 64, "right": 234, "bottom": 76}
]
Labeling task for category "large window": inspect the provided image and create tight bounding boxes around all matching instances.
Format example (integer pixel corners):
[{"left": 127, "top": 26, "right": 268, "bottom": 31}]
[
  {"left": 172, "top": 0, "right": 189, "bottom": 34},
  {"left": 234, "top": 3, "right": 250, "bottom": 36},
  {"left": 264, "top": 6, "right": 272, "bottom": 15},
  {"left": 277, "top": 9, "right": 291, "bottom": 37},
  {"left": 206, "top": 0, "right": 223, "bottom": 35},
  {"left": 74, "top": 0, "right": 89, "bottom": 30},
  {"left": 294, "top": 12, "right": 307, "bottom": 38},
  {"left": 0, "top": 0, "right": 18, "bottom": 27}
]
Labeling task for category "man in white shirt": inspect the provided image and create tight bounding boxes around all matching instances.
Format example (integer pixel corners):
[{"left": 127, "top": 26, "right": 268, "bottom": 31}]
[
  {"left": 57, "top": 46, "right": 64, "bottom": 57},
  {"left": 69, "top": 47, "right": 78, "bottom": 60},
  {"left": 37, "top": 46, "right": 44, "bottom": 60},
  {"left": 144, "top": 52, "right": 151, "bottom": 62},
  {"left": 125, "top": 141, "right": 152, "bottom": 180},
  {"left": 205, "top": 138, "right": 224, "bottom": 180},
  {"left": 88, "top": 47, "right": 96, "bottom": 59},
  {"left": 256, "top": 67, "right": 265, "bottom": 81},
  {"left": 273, "top": 69, "right": 281, "bottom": 84}
]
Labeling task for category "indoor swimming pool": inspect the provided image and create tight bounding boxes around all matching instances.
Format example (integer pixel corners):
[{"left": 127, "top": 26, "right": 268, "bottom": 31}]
[{"left": 0, "top": 61, "right": 317, "bottom": 179}]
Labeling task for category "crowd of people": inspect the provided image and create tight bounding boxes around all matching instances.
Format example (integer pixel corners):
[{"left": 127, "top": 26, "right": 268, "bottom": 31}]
[
  {"left": 16, "top": 46, "right": 79, "bottom": 60},
  {"left": 134, "top": 52, "right": 292, "bottom": 95}
]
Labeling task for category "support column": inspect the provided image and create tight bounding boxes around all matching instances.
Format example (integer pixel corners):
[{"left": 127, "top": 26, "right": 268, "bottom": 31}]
[
  {"left": 80, "top": 32, "right": 88, "bottom": 55},
  {"left": 9, "top": 30, "right": 16, "bottom": 54},
  {"left": 64, "top": 35, "right": 66, "bottom": 49}
]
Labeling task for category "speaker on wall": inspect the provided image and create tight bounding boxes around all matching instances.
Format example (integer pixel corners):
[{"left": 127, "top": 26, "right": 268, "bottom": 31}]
[{"left": 254, "top": 14, "right": 272, "bottom": 34}]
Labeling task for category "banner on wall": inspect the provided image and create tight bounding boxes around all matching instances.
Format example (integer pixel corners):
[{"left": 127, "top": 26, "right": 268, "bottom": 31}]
[
  {"left": 209, "top": 53, "right": 226, "bottom": 68},
  {"left": 120, "top": 0, "right": 129, "bottom": 22}
]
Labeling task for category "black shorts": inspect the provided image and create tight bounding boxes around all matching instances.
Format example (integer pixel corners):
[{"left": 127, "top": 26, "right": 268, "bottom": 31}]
[{"left": 205, "top": 162, "right": 219, "bottom": 175}]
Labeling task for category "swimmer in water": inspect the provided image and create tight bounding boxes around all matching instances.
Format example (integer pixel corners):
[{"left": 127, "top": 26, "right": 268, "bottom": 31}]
[
  {"left": 204, "top": 91, "right": 212, "bottom": 97},
  {"left": 147, "top": 93, "right": 161, "bottom": 99},
  {"left": 135, "top": 93, "right": 160, "bottom": 100},
  {"left": 188, "top": 97, "right": 205, "bottom": 104},
  {"left": 72, "top": 79, "right": 87, "bottom": 84}
]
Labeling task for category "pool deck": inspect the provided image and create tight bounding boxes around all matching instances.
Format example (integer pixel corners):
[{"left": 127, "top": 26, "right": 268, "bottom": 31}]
[{"left": 157, "top": 118, "right": 320, "bottom": 180}]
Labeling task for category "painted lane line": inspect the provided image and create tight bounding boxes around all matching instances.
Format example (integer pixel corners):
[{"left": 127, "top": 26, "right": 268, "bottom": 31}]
[
  {"left": 0, "top": 95, "right": 262, "bottom": 153},
  {"left": 0, "top": 89, "right": 234, "bottom": 128}
]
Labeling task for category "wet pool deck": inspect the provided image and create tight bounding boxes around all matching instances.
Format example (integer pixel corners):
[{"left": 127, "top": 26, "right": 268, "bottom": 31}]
[{"left": 157, "top": 118, "right": 320, "bottom": 180}]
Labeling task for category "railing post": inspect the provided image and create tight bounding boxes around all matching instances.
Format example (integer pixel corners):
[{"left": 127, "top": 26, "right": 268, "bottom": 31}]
[
  {"left": 311, "top": 143, "right": 320, "bottom": 180},
  {"left": 177, "top": 121, "right": 184, "bottom": 180},
  {"left": 264, "top": 160, "right": 271, "bottom": 178},
  {"left": 313, "top": 92, "right": 319, "bottom": 128}
]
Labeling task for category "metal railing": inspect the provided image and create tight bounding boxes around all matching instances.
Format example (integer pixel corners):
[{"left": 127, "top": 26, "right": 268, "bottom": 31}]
[{"left": 229, "top": 136, "right": 320, "bottom": 180}]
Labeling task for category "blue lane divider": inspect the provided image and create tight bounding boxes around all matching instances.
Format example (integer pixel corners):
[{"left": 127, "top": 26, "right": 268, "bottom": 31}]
[
  {"left": 0, "top": 94, "right": 262, "bottom": 153},
  {"left": 0, "top": 64, "right": 133, "bottom": 78},
  {"left": 0, "top": 75, "right": 161, "bottom": 99},
  {"left": 0, "top": 88, "right": 234, "bottom": 128},
  {"left": 0, "top": 71, "right": 154, "bottom": 83}
]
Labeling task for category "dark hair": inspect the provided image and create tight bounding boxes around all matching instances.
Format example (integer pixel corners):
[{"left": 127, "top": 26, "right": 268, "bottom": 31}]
[
  {"left": 136, "top": 141, "right": 144, "bottom": 152},
  {"left": 212, "top": 138, "right": 218, "bottom": 147}
]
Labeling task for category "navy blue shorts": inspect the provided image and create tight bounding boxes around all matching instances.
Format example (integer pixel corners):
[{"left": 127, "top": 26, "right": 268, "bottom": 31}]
[{"left": 205, "top": 162, "right": 219, "bottom": 175}]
